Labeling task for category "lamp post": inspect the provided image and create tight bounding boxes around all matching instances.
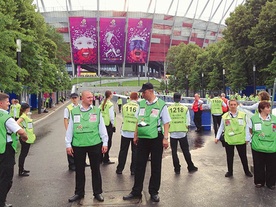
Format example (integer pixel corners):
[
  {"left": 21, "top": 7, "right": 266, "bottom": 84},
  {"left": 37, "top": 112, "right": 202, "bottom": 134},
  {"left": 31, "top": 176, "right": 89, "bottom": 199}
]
[
  {"left": 186, "top": 75, "right": 189, "bottom": 97},
  {"left": 253, "top": 64, "right": 256, "bottom": 95},
  {"left": 223, "top": 69, "right": 226, "bottom": 94},
  {"left": 138, "top": 74, "right": 140, "bottom": 86},
  {"left": 38, "top": 62, "right": 42, "bottom": 114},
  {"left": 16, "top": 39, "right": 21, "bottom": 103},
  {"left": 100, "top": 74, "right": 102, "bottom": 86},
  {"left": 147, "top": 72, "right": 149, "bottom": 83},
  {"left": 165, "top": 78, "right": 168, "bottom": 95},
  {"left": 201, "top": 72, "right": 204, "bottom": 98}
]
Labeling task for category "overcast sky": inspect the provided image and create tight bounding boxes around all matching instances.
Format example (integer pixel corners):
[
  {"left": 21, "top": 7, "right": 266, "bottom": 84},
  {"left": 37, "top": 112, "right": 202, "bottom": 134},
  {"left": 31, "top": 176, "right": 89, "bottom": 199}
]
[{"left": 33, "top": 0, "right": 244, "bottom": 24}]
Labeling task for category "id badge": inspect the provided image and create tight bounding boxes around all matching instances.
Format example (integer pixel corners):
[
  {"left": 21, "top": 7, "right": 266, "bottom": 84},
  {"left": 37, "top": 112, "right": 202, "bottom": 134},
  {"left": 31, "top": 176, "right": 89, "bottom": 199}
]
[
  {"left": 254, "top": 123, "right": 262, "bottom": 131},
  {"left": 74, "top": 115, "right": 81, "bottom": 123},
  {"left": 90, "top": 114, "right": 97, "bottom": 122},
  {"left": 150, "top": 109, "right": 159, "bottom": 117},
  {"left": 27, "top": 123, "right": 33, "bottom": 129},
  {"left": 238, "top": 119, "right": 244, "bottom": 126},
  {"left": 139, "top": 108, "right": 145, "bottom": 116}
]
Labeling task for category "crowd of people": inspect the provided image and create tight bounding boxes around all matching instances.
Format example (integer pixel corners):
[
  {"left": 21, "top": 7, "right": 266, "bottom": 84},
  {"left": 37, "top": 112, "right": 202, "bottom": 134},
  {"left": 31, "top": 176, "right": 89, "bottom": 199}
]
[{"left": 1, "top": 87, "right": 276, "bottom": 207}]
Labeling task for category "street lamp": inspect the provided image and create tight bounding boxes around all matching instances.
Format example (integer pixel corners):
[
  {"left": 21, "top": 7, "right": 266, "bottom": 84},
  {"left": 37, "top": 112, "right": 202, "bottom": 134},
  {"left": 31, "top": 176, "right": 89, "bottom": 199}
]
[
  {"left": 223, "top": 69, "right": 226, "bottom": 94},
  {"left": 16, "top": 39, "right": 21, "bottom": 102},
  {"left": 100, "top": 74, "right": 102, "bottom": 86},
  {"left": 138, "top": 74, "right": 140, "bottom": 86},
  {"left": 186, "top": 75, "right": 189, "bottom": 97},
  {"left": 253, "top": 64, "right": 256, "bottom": 95},
  {"left": 201, "top": 72, "right": 204, "bottom": 98},
  {"left": 38, "top": 62, "right": 42, "bottom": 114},
  {"left": 165, "top": 78, "right": 168, "bottom": 95}
]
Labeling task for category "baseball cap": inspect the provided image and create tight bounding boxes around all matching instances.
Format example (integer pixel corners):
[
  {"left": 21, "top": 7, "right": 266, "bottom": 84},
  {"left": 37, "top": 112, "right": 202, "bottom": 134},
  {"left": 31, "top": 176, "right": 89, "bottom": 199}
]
[
  {"left": 138, "top": 83, "right": 154, "bottom": 92},
  {"left": 70, "top": 93, "right": 79, "bottom": 98}
]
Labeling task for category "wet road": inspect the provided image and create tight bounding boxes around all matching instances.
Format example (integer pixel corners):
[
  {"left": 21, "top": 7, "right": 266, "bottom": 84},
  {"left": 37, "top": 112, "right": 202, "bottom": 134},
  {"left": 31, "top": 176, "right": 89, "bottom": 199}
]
[{"left": 7, "top": 103, "right": 276, "bottom": 207}]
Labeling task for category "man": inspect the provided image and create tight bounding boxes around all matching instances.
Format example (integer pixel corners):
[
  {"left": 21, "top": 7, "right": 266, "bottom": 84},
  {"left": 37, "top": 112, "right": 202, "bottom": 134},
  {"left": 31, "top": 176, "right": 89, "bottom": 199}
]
[
  {"left": 0, "top": 93, "right": 28, "bottom": 207},
  {"left": 209, "top": 92, "right": 226, "bottom": 136},
  {"left": 116, "top": 92, "right": 139, "bottom": 175},
  {"left": 64, "top": 93, "right": 80, "bottom": 171},
  {"left": 192, "top": 93, "right": 203, "bottom": 132},
  {"left": 168, "top": 93, "right": 198, "bottom": 174},
  {"left": 117, "top": 97, "right": 123, "bottom": 113},
  {"left": 9, "top": 99, "right": 21, "bottom": 121},
  {"left": 65, "top": 91, "right": 108, "bottom": 202},
  {"left": 123, "top": 83, "right": 170, "bottom": 203},
  {"left": 215, "top": 99, "right": 253, "bottom": 178}
]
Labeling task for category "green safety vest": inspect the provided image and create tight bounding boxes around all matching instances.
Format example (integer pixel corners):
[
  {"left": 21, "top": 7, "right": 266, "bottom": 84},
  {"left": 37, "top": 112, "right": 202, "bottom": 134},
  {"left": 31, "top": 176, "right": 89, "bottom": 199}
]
[
  {"left": 222, "top": 112, "right": 246, "bottom": 145},
  {"left": 71, "top": 106, "right": 101, "bottom": 147},
  {"left": 122, "top": 101, "right": 138, "bottom": 132},
  {"left": 211, "top": 97, "right": 223, "bottom": 114},
  {"left": 100, "top": 100, "right": 113, "bottom": 126},
  {"left": 117, "top": 98, "right": 123, "bottom": 105},
  {"left": 251, "top": 114, "right": 276, "bottom": 153},
  {"left": 138, "top": 98, "right": 165, "bottom": 139},
  {"left": 10, "top": 104, "right": 21, "bottom": 118},
  {"left": 20, "top": 113, "right": 36, "bottom": 144},
  {"left": 66, "top": 104, "right": 74, "bottom": 119},
  {"left": 168, "top": 103, "right": 188, "bottom": 132},
  {"left": 0, "top": 111, "right": 18, "bottom": 154}
]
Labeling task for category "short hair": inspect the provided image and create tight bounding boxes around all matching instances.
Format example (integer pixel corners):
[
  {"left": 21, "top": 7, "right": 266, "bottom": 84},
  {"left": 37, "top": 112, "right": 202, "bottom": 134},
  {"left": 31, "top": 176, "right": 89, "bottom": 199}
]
[
  {"left": 258, "top": 91, "right": 270, "bottom": 101},
  {"left": 0, "top": 93, "right": 9, "bottom": 101},
  {"left": 258, "top": 101, "right": 271, "bottom": 113},
  {"left": 213, "top": 92, "right": 218, "bottom": 97},
  {"left": 173, "top": 92, "right": 181, "bottom": 102}
]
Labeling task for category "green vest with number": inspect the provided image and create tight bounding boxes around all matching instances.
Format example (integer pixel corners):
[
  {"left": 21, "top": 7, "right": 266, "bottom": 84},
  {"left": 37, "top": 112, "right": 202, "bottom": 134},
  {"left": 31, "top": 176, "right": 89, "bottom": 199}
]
[
  {"left": 168, "top": 103, "right": 188, "bottom": 132},
  {"left": 66, "top": 104, "right": 75, "bottom": 119},
  {"left": 20, "top": 113, "right": 36, "bottom": 144},
  {"left": 117, "top": 98, "right": 122, "bottom": 105},
  {"left": 251, "top": 114, "right": 276, "bottom": 153},
  {"left": 100, "top": 100, "right": 113, "bottom": 126},
  {"left": 223, "top": 112, "right": 246, "bottom": 145},
  {"left": 122, "top": 101, "right": 138, "bottom": 132},
  {"left": 71, "top": 106, "right": 101, "bottom": 147},
  {"left": 10, "top": 104, "right": 21, "bottom": 118},
  {"left": 0, "top": 111, "right": 18, "bottom": 153},
  {"left": 138, "top": 98, "right": 165, "bottom": 139},
  {"left": 211, "top": 97, "right": 223, "bottom": 114}
]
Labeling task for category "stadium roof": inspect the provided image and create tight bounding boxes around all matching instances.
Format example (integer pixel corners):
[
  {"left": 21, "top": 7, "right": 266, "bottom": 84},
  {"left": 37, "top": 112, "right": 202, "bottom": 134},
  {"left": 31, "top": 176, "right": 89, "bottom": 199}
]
[{"left": 33, "top": 0, "right": 244, "bottom": 25}]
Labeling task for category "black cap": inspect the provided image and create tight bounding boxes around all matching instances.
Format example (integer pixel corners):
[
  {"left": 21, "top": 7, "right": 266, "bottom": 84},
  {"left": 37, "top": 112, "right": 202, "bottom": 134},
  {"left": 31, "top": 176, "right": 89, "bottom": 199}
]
[
  {"left": 70, "top": 93, "right": 79, "bottom": 98},
  {"left": 138, "top": 83, "right": 154, "bottom": 92},
  {"left": 173, "top": 92, "right": 181, "bottom": 102}
]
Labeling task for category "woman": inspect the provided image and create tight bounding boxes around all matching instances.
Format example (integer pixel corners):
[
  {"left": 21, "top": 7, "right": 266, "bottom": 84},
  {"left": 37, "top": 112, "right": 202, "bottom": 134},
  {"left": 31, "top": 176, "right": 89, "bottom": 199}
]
[
  {"left": 100, "top": 90, "right": 115, "bottom": 164},
  {"left": 17, "top": 103, "right": 36, "bottom": 176},
  {"left": 249, "top": 101, "right": 276, "bottom": 190},
  {"left": 240, "top": 91, "right": 270, "bottom": 111}
]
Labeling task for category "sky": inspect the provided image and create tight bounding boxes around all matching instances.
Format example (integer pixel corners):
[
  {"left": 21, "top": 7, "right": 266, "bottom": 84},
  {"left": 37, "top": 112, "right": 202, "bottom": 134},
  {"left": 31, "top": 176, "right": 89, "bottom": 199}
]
[{"left": 33, "top": 0, "right": 245, "bottom": 24}]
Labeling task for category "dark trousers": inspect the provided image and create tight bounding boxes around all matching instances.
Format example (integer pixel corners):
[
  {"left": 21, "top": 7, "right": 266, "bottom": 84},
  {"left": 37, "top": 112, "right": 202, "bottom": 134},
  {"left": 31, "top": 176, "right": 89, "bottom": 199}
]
[
  {"left": 194, "top": 110, "right": 202, "bottom": 130},
  {"left": 212, "top": 115, "right": 222, "bottom": 136},
  {"left": 170, "top": 136, "right": 195, "bottom": 171},
  {"left": 67, "top": 154, "right": 75, "bottom": 169},
  {"left": 0, "top": 143, "right": 15, "bottom": 207},
  {"left": 73, "top": 143, "right": 102, "bottom": 196},
  {"left": 131, "top": 133, "right": 163, "bottom": 196},
  {"left": 224, "top": 142, "right": 250, "bottom": 174},
  {"left": 18, "top": 139, "right": 31, "bottom": 172},
  {"left": 117, "top": 136, "right": 137, "bottom": 173},
  {"left": 118, "top": 105, "right": 122, "bottom": 113},
  {"left": 102, "top": 124, "right": 113, "bottom": 163},
  {"left": 252, "top": 149, "right": 276, "bottom": 187}
]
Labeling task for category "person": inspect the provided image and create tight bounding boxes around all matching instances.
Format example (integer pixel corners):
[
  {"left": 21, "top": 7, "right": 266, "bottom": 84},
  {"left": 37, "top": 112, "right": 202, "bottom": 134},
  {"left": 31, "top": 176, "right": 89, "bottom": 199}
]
[
  {"left": 116, "top": 92, "right": 139, "bottom": 175},
  {"left": 209, "top": 92, "right": 227, "bottom": 136},
  {"left": 221, "top": 93, "right": 229, "bottom": 114},
  {"left": 215, "top": 99, "right": 253, "bottom": 178},
  {"left": 169, "top": 93, "right": 198, "bottom": 174},
  {"left": 239, "top": 91, "right": 270, "bottom": 112},
  {"left": 99, "top": 90, "right": 115, "bottom": 164},
  {"left": 64, "top": 93, "right": 80, "bottom": 171},
  {"left": 192, "top": 93, "right": 203, "bottom": 132},
  {"left": 123, "top": 82, "right": 170, "bottom": 203},
  {"left": 65, "top": 91, "right": 108, "bottom": 202},
  {"left": 9, "top": 99, "right": 21, "bottom": 121},
  {"left": 104, "top": 30, "right": 120, "bottom": 57},
  {"left": 0, "top": 93, "right": 28, "bottom": 207},
  {"left": 117, "top": 97, "right": 123, "bottom": 113},
  {"left": 17, "top": 103, "right": 36, "bottom": 177},
  {"left": 249, "top": 101, "right": 276, "bottom": 190}
]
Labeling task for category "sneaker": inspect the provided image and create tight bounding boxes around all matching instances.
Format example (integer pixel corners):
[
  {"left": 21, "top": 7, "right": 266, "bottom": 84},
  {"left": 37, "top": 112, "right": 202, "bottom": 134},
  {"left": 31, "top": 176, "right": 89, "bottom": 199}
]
[
  {"left": 188, "top": 166, "right": 198, "bottom": 173},
  {"left": 116, "top": 170, "right": 122, "bottom": 174}
]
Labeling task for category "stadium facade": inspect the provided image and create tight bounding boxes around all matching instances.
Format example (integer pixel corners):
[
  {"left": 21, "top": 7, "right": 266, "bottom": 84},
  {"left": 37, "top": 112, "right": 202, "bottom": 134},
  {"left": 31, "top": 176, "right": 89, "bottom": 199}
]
[{"left": 39, "top": 1, "right": 234, "bottom": 78}]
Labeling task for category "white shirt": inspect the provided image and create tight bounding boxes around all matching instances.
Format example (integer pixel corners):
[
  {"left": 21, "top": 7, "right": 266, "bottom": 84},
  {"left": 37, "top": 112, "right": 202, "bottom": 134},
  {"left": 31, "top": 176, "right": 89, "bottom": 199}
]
[
  {"left": 65, "top": 105, "right": 108, "bottom": 148},
  {"left": 0, "top": 109, "right": 21, "bottom": 142},
  {"left": 109, "top": 105, "right": 115, "bottom": 126},
  {"left": 170, "top": 109, "right": 191, "bottom": 139},
  {"left": 215, "top": 111, "right": 251, "bottom": 142},
  {"left": 63, "top": 103, "right": 79, "bottom": 119},
  {"left": 240, "top": 102, "right": 259, "bottom": 111}
]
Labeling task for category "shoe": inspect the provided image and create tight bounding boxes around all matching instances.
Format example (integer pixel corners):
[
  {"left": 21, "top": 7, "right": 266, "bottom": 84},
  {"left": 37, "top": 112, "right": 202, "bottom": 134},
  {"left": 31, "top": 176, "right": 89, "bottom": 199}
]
[
  {"left": 225, "top": 172, "right": 233, "bottom": 177},
  {"left": 23, "top": 170, "right": 30, "bottom": 173},
  {"left": 116, "top": 170, "right": 122, "bottom": 174},
  {"left": 68, "top": 194, "right": 84, "bottom": 202},
  {"left": 123, "top": 193, "right": 142, "bottom": 200},
  {"left": 94, "top": 194, "right": 104, "bottom": 202},
  {"left": 103, "top": 161, "right": 115, "bottom": 165},
  {"left": 255, "top": 184, "right": 264, "bottom": 188},
  {"left": 4, "top": 204, "right": 12, "bottom": 207},
  {"left": 174, "top": 169, "right": 180, "bottom": 174},
  {"left": 150, "top": 194, "right": 160, "bottom": 202},
  {"left": 19, "top": 171, "right": 29, "bottom": 177},
  {"left": 267, "top": 186, "right": 275, "bottom": 190},
  {"left": 188, "top": 166, "right": 198, "bottom": 173},
  {"left": 245, "top": 172, "right": 253, "bottom": 177}
]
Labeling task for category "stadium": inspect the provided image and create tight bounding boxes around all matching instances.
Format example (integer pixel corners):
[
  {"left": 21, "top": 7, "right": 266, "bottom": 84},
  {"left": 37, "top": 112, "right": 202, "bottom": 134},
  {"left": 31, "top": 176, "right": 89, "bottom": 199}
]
[{"left": 34, "top": 0, "right": 244, "bottom": 78}]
